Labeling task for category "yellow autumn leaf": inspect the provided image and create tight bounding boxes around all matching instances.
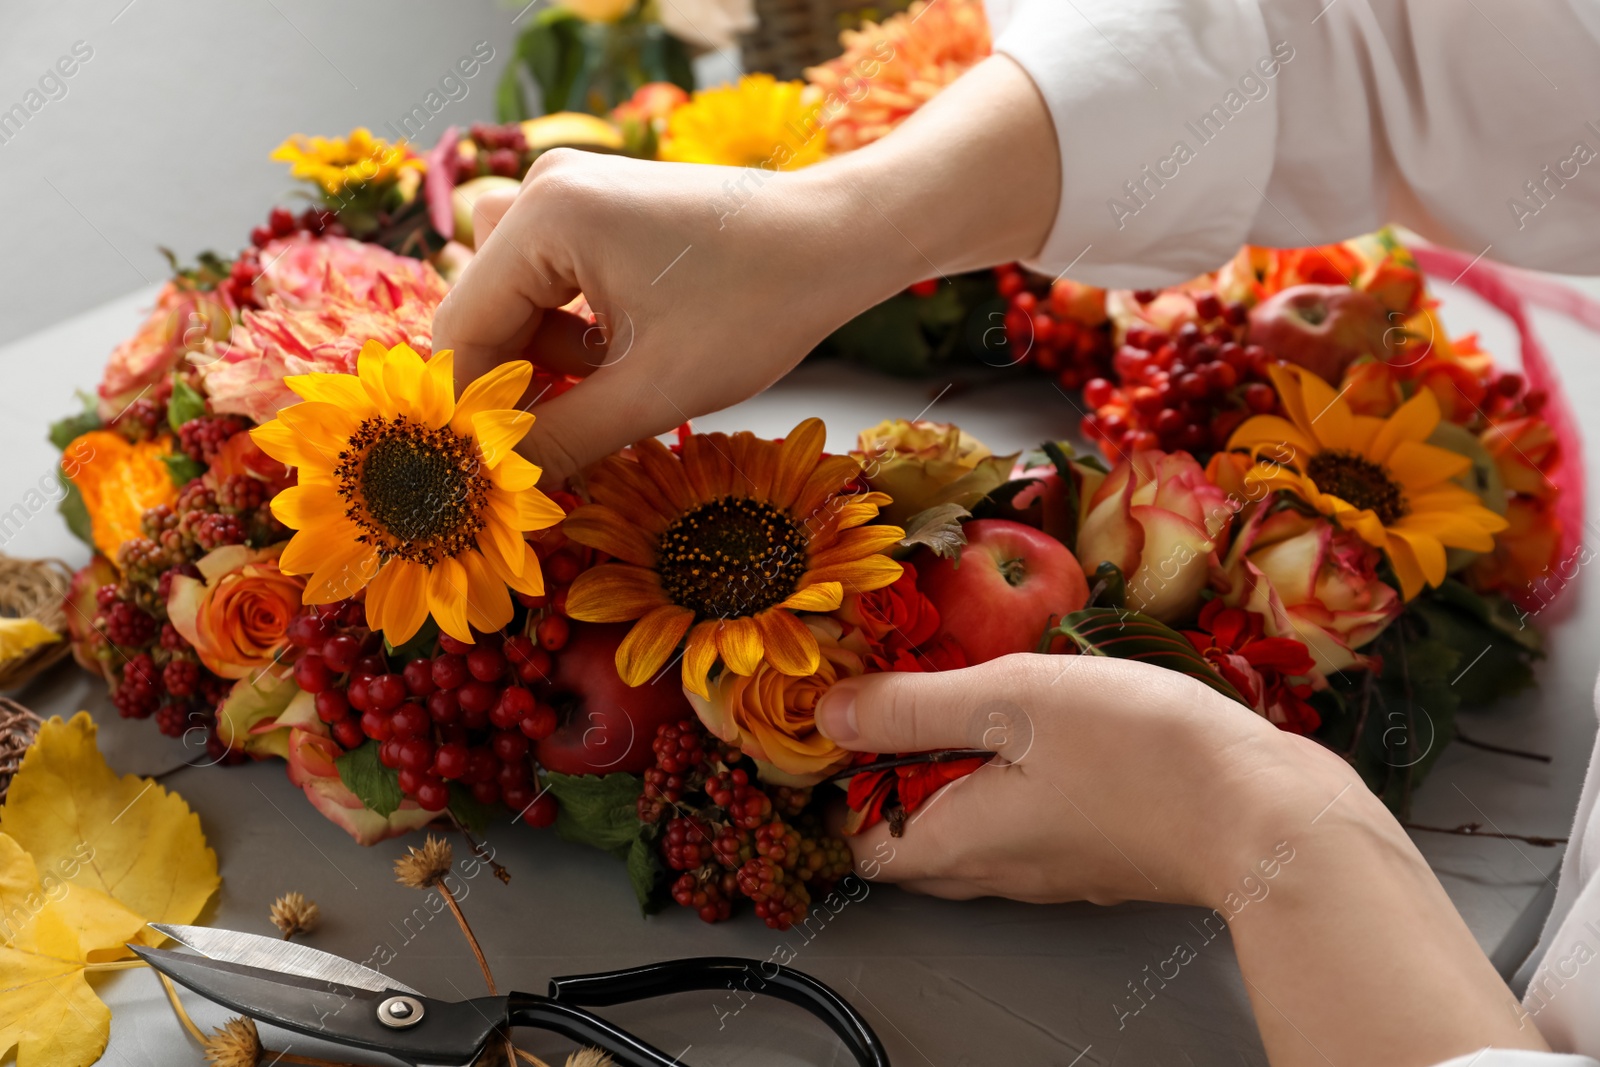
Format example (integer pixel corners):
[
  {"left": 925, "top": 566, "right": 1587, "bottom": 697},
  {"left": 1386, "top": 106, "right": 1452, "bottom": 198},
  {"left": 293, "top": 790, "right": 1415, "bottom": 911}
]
[
  {"left": 0, "top": 618, "right": 58, "bottom": 661},
  {"left": 0, "top": 712, "right": 219, "bottom": 953},
  {"left": 0, "top": 832, "right": 144, "bottom": 1067}
]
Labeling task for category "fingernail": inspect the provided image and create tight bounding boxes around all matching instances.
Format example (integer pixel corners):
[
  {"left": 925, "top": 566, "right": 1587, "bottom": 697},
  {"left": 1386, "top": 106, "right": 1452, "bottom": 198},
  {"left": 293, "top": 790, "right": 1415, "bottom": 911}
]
[{"left": 816, "top": 690, "right": 858, "bottom": 742}]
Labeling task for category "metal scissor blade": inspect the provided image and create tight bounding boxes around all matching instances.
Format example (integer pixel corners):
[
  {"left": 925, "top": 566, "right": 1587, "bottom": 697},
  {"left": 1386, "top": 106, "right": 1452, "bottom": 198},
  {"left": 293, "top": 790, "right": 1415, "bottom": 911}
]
[
  {"left": 130, "top": 943, "right": 502, "bottom": 1067},
  {"left": 151, "top": 923, "right": 420, "bottom": 995}
]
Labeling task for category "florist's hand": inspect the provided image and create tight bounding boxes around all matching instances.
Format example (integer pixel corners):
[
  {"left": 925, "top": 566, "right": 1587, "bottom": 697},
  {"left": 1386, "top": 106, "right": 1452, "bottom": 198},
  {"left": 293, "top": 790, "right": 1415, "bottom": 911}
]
[
  {"left": 816, "top": 652, "right": 1359, "bottom": 909},
  {"left": 430, "top": 56, "right": 1059, "bottom": 487}
]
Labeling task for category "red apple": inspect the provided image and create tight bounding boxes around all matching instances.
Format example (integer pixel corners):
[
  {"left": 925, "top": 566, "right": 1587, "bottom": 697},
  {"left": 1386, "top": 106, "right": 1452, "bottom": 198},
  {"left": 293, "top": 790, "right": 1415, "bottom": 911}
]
[
  {"left": 535, "top": 622, "right": 694, "bottom": 775},
  {"left": 913, "top": 519, "right": 1090, "bottom": 665},
  {"left": 1247, "top": 284, "right": 1394, "bottom": 383}
]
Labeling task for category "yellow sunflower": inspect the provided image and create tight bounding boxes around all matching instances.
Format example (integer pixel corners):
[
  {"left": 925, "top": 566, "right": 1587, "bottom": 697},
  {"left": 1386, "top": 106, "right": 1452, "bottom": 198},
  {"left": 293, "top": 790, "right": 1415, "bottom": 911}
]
[
  {"left": 271, "top": 127, "right": 422, "bottom": 197},
  {"left": 1229, "top": 364, "right": 1508, "bottom": 600},
  {"left": 563, "top": 418, "right": 904, "bottom": 697},
  {"left": 251, "top": 341, "right": 563, "bottom": 645},
  {"left": 660, "top": 75, "right": 827, "bottom": 170}
]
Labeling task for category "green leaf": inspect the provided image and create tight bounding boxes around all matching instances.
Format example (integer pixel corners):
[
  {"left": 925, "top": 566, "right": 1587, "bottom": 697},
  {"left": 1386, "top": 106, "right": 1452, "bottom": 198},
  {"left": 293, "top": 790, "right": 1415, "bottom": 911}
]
[
  {"left": 898, "top": 503, "right": 969, "bottom": 560},
  {"left": 1407, "top": 581, "right": 1540, "bottom": 707},
  {"left": 385, "top": 619, "right": 439, "bottom": 662},
  {"left": 167, "top": 379, "right": 207, "bottom": 431},
  {"left": 48, "top": 393, "right": 101, "bottom": 451},
  {"left": 821, "top": 295, "right": 935, "bottom": 377},
  {"left": 514, "top": 8, "right": 586, "bottom": 115},
  {"left": 496, "top": 65, "right": 532, "bottom": 123},
  {"left": 335, "top": 742, "right": 403, "bottom": 818},
  {"left": 544, "top": 772, "right": 644, "bottom": 855},
  {"left": 56, "top": 476, "right": 93, "bottom": 549},
  {"left": 161, "top": 452, "right": 204, "bottom": 488},
  {"left": 1047, "top": 608, "right": 1245, "bottom": 704},
  {"left": 626, "top": 831, "right": 665, "bottom": 916},
  {"left": 447, "top": 783, "right": 492, "bottom": 834}
]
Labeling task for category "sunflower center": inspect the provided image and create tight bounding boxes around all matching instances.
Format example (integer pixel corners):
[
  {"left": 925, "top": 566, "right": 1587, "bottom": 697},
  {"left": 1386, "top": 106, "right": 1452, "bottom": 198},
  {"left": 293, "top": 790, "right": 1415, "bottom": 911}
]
[
  {"left": 335, "top": 416, "right": 490, "bottom": 566},
  {"left": 1306, "top": 450, "right": 1408, "bottom": 524},
  {"left": 657, "top": 496, "right": 809, "bottom": 619}
]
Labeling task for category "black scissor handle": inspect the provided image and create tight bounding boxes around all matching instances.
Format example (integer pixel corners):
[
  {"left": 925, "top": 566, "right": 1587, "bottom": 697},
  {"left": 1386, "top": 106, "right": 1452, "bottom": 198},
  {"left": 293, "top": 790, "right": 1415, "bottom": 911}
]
[
  {"left": 505, "top": 993, "right": 687, "bottom": 1067},
  {"left": 547, "top": 956, "right": 890, "bottom": 1067}
]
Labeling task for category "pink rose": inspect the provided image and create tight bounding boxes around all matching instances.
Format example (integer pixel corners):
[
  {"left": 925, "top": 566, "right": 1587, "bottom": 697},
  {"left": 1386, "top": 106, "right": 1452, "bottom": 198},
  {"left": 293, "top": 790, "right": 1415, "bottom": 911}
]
[
  {"left": 97, "top": 283, "right": 233, "bottom": 419},
  {"left": 1076, "top": 450, "right": 1232, "bottom": 622},
  {"left": 197, "top": 253, "right": 446, "bottom": 422},
  {"left": 256, "top": 234, "right": 448, "bottom": 308},
  {"left": 1214, "top": 508, "right": 1401, "bottom": 676}
]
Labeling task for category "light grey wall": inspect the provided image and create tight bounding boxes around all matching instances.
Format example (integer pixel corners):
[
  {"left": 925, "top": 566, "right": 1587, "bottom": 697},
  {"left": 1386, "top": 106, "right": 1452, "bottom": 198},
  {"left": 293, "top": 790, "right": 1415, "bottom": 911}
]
[{"left": 0, "top": 0, "right": 530, "bottom": 345}]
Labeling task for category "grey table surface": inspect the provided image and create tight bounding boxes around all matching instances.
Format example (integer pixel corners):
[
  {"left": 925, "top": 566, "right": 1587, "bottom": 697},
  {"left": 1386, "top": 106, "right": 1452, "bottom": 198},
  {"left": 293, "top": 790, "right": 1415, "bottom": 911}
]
[{"left": 3, "top": 272, "right": 1598, "bottom": 1067}]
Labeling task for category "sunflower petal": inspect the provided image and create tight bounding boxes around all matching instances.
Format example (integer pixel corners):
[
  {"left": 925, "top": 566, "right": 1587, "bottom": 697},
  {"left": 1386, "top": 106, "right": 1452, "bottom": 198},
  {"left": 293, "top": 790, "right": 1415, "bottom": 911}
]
[
  {"left": 460, "top": 549, "right": 514, "bottom": 635},
  {"left": 357, "top": 340, "right": 396, "bottom": 418},
  {"left": 803, "top": 556, "right": 903, "bottom": 594},
  {"left": 416, "top": 350, "right": 456, "bottom": 430},
  {"left": 276, "top": 402, "right": 360, "bottom": 458},
  {"left": 496, "top": 485, "right": 567, "bottom": 533},
  {"left": 791, "top": 455, "right": 867, "bottom": 522},
  {"left": 770, "top": 418, "right": 826, "bottom": 509},
  {"left": 716, "top": 616, "right": 765, "bottom": 675},
  {"left": 1385, "top": 440, "right": 1472, "bottom": 488},
  {"left": 369, "top": 560, "right": 430, "bottom": 645},
  {"left": 682, "top": 434, "right": 734, "bottom": 501},
  {"left": 1369, "top": 388, "right": 1442, "bottom": 464},
  {"left": 755, "top": 609, "right": 820, "bottom": 676},
  {"left": 381, "top": 344, "right": 428, "bottom": 422},
  {"left": 616, "top": 605, "right": 694, "bottom": 686},
  {"left": 566, "top": 564, "right": 668, "bottom": 623},
  {"left": 681, "top": 621, "right": 721, "bottom": 699},
  {"left": 427, "top": 555, "right": 473, "bottom": 644},
  {"left": 268, "top": 482, "right": 343, "bottom": 532},
  {"left": 1227, "top": 415, "right": 1317, "bottom": 464},
  {"left": 279, "top": 516, "right": 363, "bottom": 576},
  {"left": 472, "top": 409, "right": 536, "bottom": 469},
  {"left": 285, "top": 372, "right": 377, "bottom": 417},
  {"left": 251, "top": 420, "right": 334, "bottom": 473},
  {"left": 1384, "top": 531, "right": 1428, "bottom": 600},
  {"left": 302, "top": 537, "right": 380, "bottom": 605},
  {"left": 562, "top": 504, "right": 659, "bottom": 567},
  {"left": 489, "top": 451, "right": 543, "bottom": 492},
  {"left": 633, "top": 437, "right": 695, "bottom": 512},
  {"left": 482, "top": 534, "right": 545, "bottom": 597},
  {"left": 1268, "top": 365, "right": 1319, "bottom": 448},
  {"left": 807, "top": 525, "right": 906, "bottom": 568},
  {"left": 779, "top": 581, "right": 843, "bottom": 611},
  {"left": 451, "top": 360, "right": 532, "bottom": 435}
]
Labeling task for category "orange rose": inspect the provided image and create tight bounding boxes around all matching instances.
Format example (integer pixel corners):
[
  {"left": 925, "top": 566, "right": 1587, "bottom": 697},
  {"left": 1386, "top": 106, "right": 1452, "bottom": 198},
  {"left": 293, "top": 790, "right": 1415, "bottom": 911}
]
[
  {"left": 168, "top": 544, "right": 304, "bottom": 678},
  {"left": 1482, "top": 416, "right": 1559, "bottom": 501},
  {"left": 1467, "top": 497, "right": 1564, "bottom": 609},
  {"left": 686, "top": 618, "right": 866, "bottom": 785}
]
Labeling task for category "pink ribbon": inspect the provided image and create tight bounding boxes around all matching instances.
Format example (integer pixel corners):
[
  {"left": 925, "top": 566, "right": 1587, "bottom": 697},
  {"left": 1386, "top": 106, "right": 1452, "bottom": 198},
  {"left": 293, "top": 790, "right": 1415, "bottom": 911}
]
[{"left": 1412, "top": 243, "right": 1589, "bottom": 608}]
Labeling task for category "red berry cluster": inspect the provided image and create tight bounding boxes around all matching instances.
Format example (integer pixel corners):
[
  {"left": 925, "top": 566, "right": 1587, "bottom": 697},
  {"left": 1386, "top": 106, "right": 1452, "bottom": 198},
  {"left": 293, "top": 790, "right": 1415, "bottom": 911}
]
[
  {"left": 217, "top": 249, "right": 264, "bottom": 310},
  {"left": 458, "top": 124, "right": 531, "bottom": 183},
  {"left": 250, "top": 205, "right": 345, "bottom": 250},
  {"left": 107, "top": 378, "right": 173, "bottom": 443},
  {"left": 178, "top": 414, "right": 251, "bottom": 466},
  {"left": 1079, "top": 290, "right": 1283, "bottom": 460},
  {"left": 994, "top": 263, "right": 1115, "bottom": 390},
  {"left": 642, "top": 720, "right": 853, "bottom": 930}
]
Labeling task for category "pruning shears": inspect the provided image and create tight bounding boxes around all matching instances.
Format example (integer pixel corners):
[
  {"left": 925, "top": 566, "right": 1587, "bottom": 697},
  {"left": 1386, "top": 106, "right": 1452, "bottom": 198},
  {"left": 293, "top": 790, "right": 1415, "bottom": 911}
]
[{"left": 132, "top": 924, "right": 891, "bottom": 1067}]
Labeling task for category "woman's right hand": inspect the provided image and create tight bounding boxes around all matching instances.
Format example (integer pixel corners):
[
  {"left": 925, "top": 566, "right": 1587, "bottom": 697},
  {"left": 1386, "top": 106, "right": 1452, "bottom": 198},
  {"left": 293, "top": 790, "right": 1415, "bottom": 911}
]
[{"left": 430, "top": 55, "right": 1062, "bottom": 487}]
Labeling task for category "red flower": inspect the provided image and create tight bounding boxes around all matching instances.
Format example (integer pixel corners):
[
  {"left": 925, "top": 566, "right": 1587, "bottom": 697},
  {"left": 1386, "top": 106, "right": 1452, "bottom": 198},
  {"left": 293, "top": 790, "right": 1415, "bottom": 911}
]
[
  {"left": 1183, "top": 600, "right": 1321, "bottom": 734},
  {"left": 843, "top": 750, "right": 988, "bottom": 836},
  {"left": 835, "top": 562, "right": 949, "bottom": 672}
]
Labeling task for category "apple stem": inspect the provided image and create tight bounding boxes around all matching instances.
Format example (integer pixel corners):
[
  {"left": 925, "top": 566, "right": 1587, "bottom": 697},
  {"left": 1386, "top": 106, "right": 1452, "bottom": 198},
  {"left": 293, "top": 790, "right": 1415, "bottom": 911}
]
[{"left": 998, "top": 556, "right": 1028, "bottom": 586}]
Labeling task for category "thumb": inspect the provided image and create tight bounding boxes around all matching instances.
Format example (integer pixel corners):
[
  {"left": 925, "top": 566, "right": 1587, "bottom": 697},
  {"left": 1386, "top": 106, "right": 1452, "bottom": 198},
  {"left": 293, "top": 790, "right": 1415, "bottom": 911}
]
[{"left": 815, "top": 665, "right": 1031, "bottom": 758}]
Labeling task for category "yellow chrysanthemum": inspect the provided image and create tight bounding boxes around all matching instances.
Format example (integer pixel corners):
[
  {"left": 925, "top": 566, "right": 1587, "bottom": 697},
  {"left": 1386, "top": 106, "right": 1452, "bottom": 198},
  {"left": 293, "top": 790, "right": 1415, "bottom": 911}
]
[
  {"left": 660, "top": 75, "right": 827, "bottom": 170},
  {"left": 251, "top": 341, "right": 563, "bottom": 645},
  {"left": 1229, "top": 364, "right": 1509, "bottom": 600},
  {"left": 563, "top": 418, "right": 904, "bottom": 697},
  {"left": 271, "top": 127, "right": 423, "bottom": 197},
  {"left": 805, "top": 0, "right": 991, "bottom": 152}
]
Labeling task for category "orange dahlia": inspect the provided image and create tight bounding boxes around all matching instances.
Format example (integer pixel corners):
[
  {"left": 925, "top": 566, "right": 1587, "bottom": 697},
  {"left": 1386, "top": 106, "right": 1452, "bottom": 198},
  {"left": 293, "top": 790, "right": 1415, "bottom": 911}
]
[
  {"left": 804, "top": 0, "right": 991, "bottom": 153},
  {"left": 563, "top": 419, "right": 905, "bottom": 697},
  {"left": 251, "top": 341, "right": 563, "bottom": 645}
]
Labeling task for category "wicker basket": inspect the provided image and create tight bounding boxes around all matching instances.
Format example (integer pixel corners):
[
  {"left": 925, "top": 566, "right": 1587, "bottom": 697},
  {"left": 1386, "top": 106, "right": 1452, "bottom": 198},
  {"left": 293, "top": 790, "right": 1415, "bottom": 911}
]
[
  {"left": 0, "top": 698, "right": 42, "bottom": 802},
  {"left": 740, "top": 0, "right": 909, "bottom": 80},
  {"left": 0, "top": 556, "right": 74, "bottom": 691}
]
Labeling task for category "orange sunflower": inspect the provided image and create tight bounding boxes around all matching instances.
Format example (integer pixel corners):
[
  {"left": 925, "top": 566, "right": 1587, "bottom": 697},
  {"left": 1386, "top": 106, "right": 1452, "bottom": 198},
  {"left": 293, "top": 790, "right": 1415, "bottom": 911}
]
[
  {"left": 251, "top": 340, "right": 563, "bottom": 645},
  {"left": 1229, "top": 364, "right": 1508, "bottom": 600},
  {"left": 563, "top": 418, "right": 905, "bottom": 697}
]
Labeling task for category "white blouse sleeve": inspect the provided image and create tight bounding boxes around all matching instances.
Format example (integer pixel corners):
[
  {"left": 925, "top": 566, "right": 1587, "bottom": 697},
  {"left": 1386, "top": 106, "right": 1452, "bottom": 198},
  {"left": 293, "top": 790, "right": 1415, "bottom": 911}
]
[{"left": 987, "top": 0, "right": 1600, "bottom": 288}]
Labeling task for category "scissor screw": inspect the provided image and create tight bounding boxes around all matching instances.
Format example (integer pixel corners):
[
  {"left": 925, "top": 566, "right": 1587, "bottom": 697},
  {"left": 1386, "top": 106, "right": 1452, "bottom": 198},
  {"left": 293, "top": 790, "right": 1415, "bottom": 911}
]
[{"left": 377, "top": 995, "right": 425, "bottom": 1029}]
